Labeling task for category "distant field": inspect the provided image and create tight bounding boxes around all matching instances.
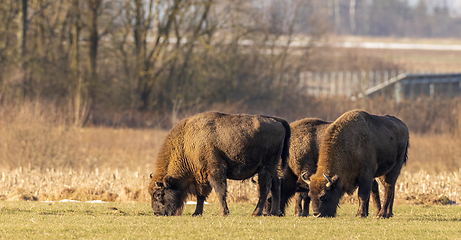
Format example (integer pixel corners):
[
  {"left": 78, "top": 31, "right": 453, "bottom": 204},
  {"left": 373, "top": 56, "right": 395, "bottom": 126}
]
[
  {"left": 318, "top": 35, "right": 461, "bottom": 73},
  {"left": 1, "top": 201, "right": 460, "bottom": 239},
  {"left": 333, "top": 35, "right": 461, "bottom": 46}
]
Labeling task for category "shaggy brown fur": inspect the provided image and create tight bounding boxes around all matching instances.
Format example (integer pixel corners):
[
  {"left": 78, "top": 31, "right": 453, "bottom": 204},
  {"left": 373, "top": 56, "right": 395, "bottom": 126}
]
[
  {"left": 307, "top": 110, "right": 409, "bottom": 218},
  {"left": 148, "top": 111, "right": 290, "bottom": 216},
  {"left": 279, "top": 118, "right": 331, "bottom": 216}
]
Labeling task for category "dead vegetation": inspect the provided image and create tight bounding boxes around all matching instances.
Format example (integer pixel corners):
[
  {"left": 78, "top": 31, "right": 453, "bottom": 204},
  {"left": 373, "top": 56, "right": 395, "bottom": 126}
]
[
  {"left": 1, "top": 167, "right": 460, "bottom": 206},
  {"left": 0, "top": 100, "right": 460, "bottom": 206}
]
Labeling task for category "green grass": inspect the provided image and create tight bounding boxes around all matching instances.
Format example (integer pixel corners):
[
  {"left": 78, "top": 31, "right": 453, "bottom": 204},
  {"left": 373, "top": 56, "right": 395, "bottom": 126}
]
[{"left": 1, "top": 201, "right": 461, "bottom": 239}]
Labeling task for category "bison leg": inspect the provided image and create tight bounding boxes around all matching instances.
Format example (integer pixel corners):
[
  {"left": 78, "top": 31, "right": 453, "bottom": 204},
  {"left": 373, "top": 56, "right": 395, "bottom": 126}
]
[
  {"left": 378, "top": 163, "right": 402, "bottom": 218},
  {"left": 388, "top": 196, "right": 394, "bottom": 218},
  {"left": 301, "top": 192, "right": 310, "bottom": 217},
  {"left": 371, "top": 179, "right": 382, "bottom": 217},
  {"left": 209, "top": 175, "right": 230, "bottom": 216},
  {"left": 294, "top": 192, "right": 303, "bottom": 216},
  {"left": 356, "top": 179, "right": 372, "bottom": 218},
  {"left": 378, "top": 181, "right": 395, "bottom": 218},
  {"left": 279, "top": 169, "right": 297, "bottom": 216},
  {"left": 263, "top": 194, "right": 272, "bottom": 216},
  {"left": 192, "top": 195, "right": 206, "bottom": 216},
  {"left": 269, "top": 176, "right": 283, "bottom": 216},
  {"left": 252, "top": 173, "right": 272, "bottom": 216},
  {"left": 293, "top": 189, "right": 310, "bottom": 217}
]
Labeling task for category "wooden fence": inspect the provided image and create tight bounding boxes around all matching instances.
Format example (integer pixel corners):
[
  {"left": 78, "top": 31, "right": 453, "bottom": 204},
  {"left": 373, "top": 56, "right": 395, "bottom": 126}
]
[{"left": 293, "top": 70, "right": 461, "bottom": 101}]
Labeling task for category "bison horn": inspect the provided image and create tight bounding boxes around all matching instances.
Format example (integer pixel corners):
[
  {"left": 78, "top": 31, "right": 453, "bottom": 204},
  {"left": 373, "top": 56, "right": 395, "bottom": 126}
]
[
  {"left": 301, "top": 172, "right": 310, "bottom": 184},
  {"left": 323, "top": 173, "right": 333, "bottom": 188},
  {"left": 150, "top": 173, "right": 154, "bottom": 179}
]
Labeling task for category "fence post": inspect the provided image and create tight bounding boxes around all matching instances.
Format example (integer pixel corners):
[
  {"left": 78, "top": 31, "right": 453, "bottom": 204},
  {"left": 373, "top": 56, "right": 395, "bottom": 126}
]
[
  {"left": 299, "top": 72, "right": 305, "bottom": 96},
  {"left": 448, "top": 75, "right": 453, "bottom": 97},
  {"left": 338, "top": 71, "right": 343, "bottom": 96},
  {"left": 323, "top": 72, "right": 328, "bottom": 97},
  {"left": 350, "top": 71, "right": 354, "bottom": 96},
  {"left": 361, "top": 71, "right": 367, "bottom": 95},
  {"left": 395, "top": 81, "right": 402, "bottom": 103},
  {"left": 430, "top": 83, "right": 435, "bottom": 97},
  {"left": 459, "top": 78, "right": 461, "bottom": 96},
  {"left": 369, "top": 71, "right": 374, "bottom": 89},
  {"left": 409, "top": 82, "right": 414, "bottom": 99},
  {"left": 315, "top": 72, "right": 321, "bottom": 98},
  {"left": 330, "top": 71, "right": 336, "bottom": 96},
  {"left": 376, "top": 70, "right": 381, "bottom": 86},
  {"left": 383, "top": 70, "right": 389, "bottom": 84}
]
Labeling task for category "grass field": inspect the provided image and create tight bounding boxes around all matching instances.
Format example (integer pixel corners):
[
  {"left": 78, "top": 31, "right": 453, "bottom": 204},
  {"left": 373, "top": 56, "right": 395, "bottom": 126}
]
[{"left": 1, "top": 201, "right": 460, "bottom": 239}]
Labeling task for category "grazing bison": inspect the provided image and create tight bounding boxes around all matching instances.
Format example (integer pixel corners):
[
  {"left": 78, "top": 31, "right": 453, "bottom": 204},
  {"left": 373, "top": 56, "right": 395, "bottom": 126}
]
[
  {"left": 148, "top": 112, "right": 290, "bottom": 216},
  {"left": 277, "top": 118, "right": 331, "bottom": 217},
  {"left": 303, "top": 110, "right": 409, "bottom": 218},
  {"left": 264, "top": 118, "right": 381, "bottom": 217}
]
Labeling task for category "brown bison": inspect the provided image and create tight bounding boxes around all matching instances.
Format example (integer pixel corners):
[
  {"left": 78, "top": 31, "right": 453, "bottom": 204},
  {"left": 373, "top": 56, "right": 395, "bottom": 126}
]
[
  {"left": 303, "top": 110, "right": 409, "bottom": 218},
  {"left": 278, "top": 118, "right": 331, "bottom": 216},
  {"left": 265, "top": 118, "right": 381, "bottom": 216},
  {"left": 148, "top": 112, "right": 290, "bottom": 216}
]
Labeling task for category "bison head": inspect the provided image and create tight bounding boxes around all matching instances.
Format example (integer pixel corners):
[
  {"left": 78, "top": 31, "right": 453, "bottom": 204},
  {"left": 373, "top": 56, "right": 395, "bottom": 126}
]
[
  {"left": 303, "top": 172, "right": 340, "bottom": 217},
  {"left": 149, "top": 175, "right": 184, "bottom": 216}
]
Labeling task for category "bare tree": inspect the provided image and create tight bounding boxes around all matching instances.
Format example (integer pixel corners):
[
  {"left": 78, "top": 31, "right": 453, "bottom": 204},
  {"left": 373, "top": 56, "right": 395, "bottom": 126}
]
[
  {"left": 87, "top": 0, "right": 102, "bottom": 102},
  {"left": 22, "top": 0, "right": 29, "bottom": 98},
  {"left": 0, "top": 1, "right": 20, "bottom": 98},
  {"left": 349, "top": 0, "right": 356, "bottom": 32}
]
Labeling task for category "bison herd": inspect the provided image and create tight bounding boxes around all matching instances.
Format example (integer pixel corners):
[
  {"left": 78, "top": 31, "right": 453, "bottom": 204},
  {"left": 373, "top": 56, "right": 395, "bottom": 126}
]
[{"left": 148, "top": 109, "right": 409, "bottom": 218}]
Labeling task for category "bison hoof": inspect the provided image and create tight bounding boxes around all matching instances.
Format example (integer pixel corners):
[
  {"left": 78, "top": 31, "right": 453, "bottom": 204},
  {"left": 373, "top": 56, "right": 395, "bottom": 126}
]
[
  {"left": 252, "top": 211, "right": 262, "bottom": 217},
  {"left": 269, "top": 211, "right": 283, "bottom": 217},
  {"left": 192, "top": 212, "right": 202, "bottom": 217},
  {"left": 377, "top": 212, "right": 393, "bottom": 219}
]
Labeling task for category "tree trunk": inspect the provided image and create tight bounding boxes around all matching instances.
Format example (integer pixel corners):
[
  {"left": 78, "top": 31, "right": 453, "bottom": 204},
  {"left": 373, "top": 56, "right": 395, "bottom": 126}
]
[
  {"left": 88, "top": 0, "right": 101, "bottom": 102},
  {"left": 71, "top": 0, "right": 84, "bottom": 126},
  {"left": 349, "top": 0, "right": 356, "bottom": 32},
  {"left": 22, "top": 0, "right": 28, "bottom": 98},
  {"left": 134, "top": 0, "right": 147, "bottom": 110}
]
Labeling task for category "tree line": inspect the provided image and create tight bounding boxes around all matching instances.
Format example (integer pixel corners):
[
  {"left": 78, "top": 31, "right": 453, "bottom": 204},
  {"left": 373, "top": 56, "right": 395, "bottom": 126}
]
[
  {"left": 1, "top": 0, "right": 457, "bottom": 127},
  {"left": 293, "top": 0, "right": 461, "bottom": 37},
  {"left": 1, "top": 0, "right": 331, "bottom": 125}
]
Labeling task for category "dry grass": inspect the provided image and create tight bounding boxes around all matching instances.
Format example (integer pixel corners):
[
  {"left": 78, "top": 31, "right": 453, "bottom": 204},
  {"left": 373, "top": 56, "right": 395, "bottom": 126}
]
[
  {"left": 1, "top": 100, "right": 460, "bottom": 206},
  {"left": 407, "top": 134, "right": 461, "bottom": 174},
  {"left": 1, "top": 167, "right": 461, "bottom": 206},
  {"left": 0, "top": 101, "right": 167, "bottom": 171}
]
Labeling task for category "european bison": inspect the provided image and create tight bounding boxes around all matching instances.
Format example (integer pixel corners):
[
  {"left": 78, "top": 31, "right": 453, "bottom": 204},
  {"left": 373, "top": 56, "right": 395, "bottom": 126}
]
[
  {"left": 279, "top": 118, "right": 331, "bottom": 216},
  {"left": 148, "top": 112, "right": 290, "bottom": 216},
  {"left": 303, "top": 110, "right": 409, "bottom": 218},
  {"left": 265, "top": 118, "right": 381, "bottom": 216}
]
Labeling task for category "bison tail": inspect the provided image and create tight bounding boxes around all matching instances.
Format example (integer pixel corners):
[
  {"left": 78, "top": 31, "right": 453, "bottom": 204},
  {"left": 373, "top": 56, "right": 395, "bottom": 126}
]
[
  {"left": 279, "top": 119, "right": 291, "bottom": 169},
  {"left": 403, "top": 140, "right": 409, "bottom": 165}
]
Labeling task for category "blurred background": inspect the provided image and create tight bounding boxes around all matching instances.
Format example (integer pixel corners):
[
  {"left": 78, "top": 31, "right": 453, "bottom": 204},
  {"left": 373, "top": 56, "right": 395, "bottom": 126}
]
[{"left": 1, "top": 0, "right": 460, "bottom": 204}]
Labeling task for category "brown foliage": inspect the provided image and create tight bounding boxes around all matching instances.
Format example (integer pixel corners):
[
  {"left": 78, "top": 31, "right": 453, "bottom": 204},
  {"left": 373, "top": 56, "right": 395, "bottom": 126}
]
[{"left": 1, "top": 100, "right": 460, "bottom": 206}]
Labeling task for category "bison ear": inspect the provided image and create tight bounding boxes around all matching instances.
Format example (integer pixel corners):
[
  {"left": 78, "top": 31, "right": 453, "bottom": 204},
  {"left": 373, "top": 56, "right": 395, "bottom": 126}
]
[
  {"left": 164, "top": 175, "right": 179, "bottom": 189},
  {"left": 326, "top": 175, "right": 339, "bottom": 190},
  {"left": 324, "top": 173, "right": 339, "bottom": 190},
  {"left": 331, "top": 175, "right": 339, "bottom": 183},
  {"left": 301, "top": 172, "right": 311, "bottom": 185}
]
